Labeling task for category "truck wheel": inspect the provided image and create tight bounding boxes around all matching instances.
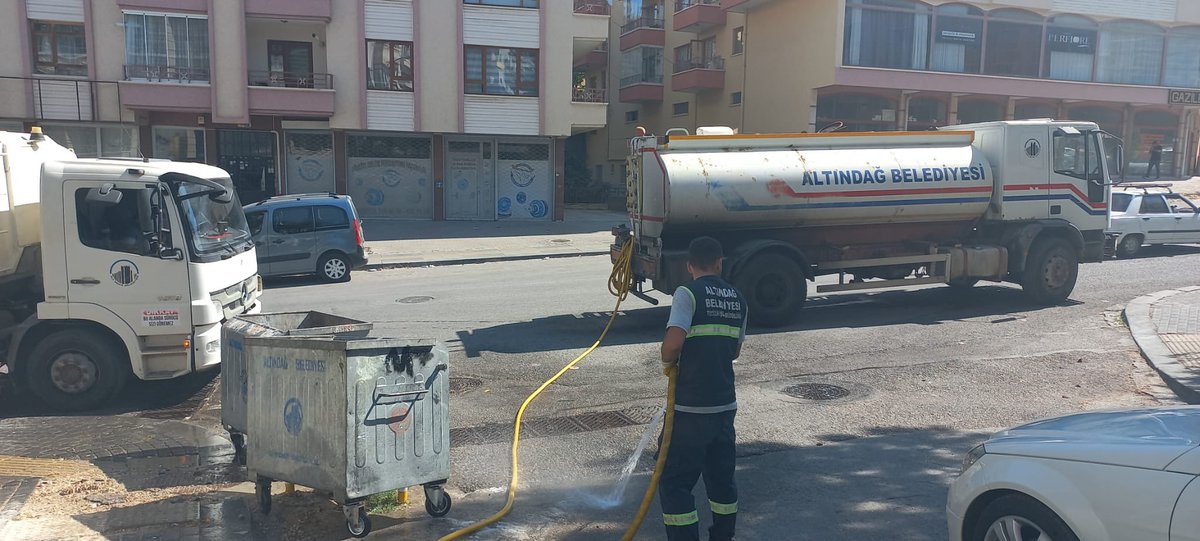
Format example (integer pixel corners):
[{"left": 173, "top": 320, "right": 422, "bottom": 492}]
[
  {"left": 25, "top": 329, "right": 130, "bottom": 411},
  {"left": 1115, "top": 234, "right": 1142, "bottom": 258},
  {"left": 1021, "top": 238, "right": 1078, "bottom": 304},
  {"left": 734, "top": 253, "right": 806, "bottom": 328}
]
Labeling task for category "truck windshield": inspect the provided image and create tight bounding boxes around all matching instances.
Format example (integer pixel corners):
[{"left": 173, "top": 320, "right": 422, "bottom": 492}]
[{"left": 174, "top": 178, "right": 252, "bottom": 258}]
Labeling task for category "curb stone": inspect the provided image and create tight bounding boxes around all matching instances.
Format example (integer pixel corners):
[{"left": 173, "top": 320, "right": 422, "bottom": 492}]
[{"left": 1125, "top": 286, "right": 1200, "bottom": 404}]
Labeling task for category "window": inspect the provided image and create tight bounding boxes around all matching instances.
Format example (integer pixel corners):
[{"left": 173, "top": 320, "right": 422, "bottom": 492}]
[
  {"left": 246, "top": 211, "right": 265, "bottom": 236},
  {"left": 1053, "top": 131, "right": 1100, "bottom": 185},
  {"left": 314, "top": 206, "right": 350, "bottom": 231},
  {"left": 930, "top": 4, "right": 982, "bottom": 74},
  {"left": 730, "top": 91, "right": 742, "bottom": 106},
  {"left": 464, "top": 0, "right": 538, "bottom": 7},
  {"left": 42, "top": 124, "right": 139, "bottom": 158},
  {"left": 75, "top": 188, "right": 157, "bottom": 256},
  {"left": 1112, "top": 193, "right": 1133, "bottom": 213},
  {"left": 984, "top": 9, "right": 1043, "bottom": 78},
  {"left": 732, "top": 26, "right": 745, "bottom": 55},
  {"left": 844, "top": 0, "right": 930, "bottom": 70},
  {"left": 620, "top": 46, "right": 663, "bottom": 86},
  {"left": 907, "top": 97, "right": 945, "bottom": 130},
  {"left": 1139, "top": 195, "right": 1170, "bottom": 214},
  {"left": 1014, "top": 102, "right": 1058, "bottom": 120},
  {"left": 1164, "top": 27, "right": 1200, "bottom": 88},
  {"left": 153, "top": 127, "right": 205, "bottom": 162},
  {"left": 464, "top": 46, "right": 538, "bottom": 96},
  {"left": 347, "top": 134, "right": 432, "bottom": 159},
  {"left": 123, "top": 12, "right": 210, "bottom": 82},
  {"left": 674, "top": 44, "right": 692, "bottom": 69},
  {"left": 1167, "top": 194, "right": 1198, "bottom": 213},
  {"left": 1097, "top": 21, "right": 1164, "bottom": 85},
  {"left": 272, "top": 207, "right": 315, "bottom": 235},
  {"left": 673, "top": 101, "right": 689, "bottom": 116},
  {"left": 625, "top": 110, "right": 639, "bottom": 123},
  {"left": 1044, "top": 15, "right": 1096, "bottom": 82},
  {"left": 817, "top": 93, "right": 898, "bottom": 132},
  {"left": 31, "top": 21, "right": 87, "bottom": 76},
  {"left": 367, "top": 40, "right": 414, "bottom": 91}
]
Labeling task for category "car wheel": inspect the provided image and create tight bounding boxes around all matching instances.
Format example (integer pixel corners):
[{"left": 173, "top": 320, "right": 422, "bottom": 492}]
[
  {"left": 1115, "top": 234, "right": 1142, "bottom": 258},
  {"left": 318, "top": 252, "right": 351, "bottom": 283},
  {"left": 971, "top": 494, "right": 1079, "bottom": 541}
]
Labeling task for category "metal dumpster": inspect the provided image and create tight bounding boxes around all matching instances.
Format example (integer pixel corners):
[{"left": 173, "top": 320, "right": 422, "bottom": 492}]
[
  {"left": 243, "top": 334, "right": 451, "bottom": 538},
  {"left": 222, "top": 312, "right": 372, "bottom": 463}
]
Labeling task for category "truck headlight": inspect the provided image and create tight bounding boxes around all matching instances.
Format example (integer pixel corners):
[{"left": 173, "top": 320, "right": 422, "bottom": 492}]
[
  {"left": 961, "top": 444, "right": 986, "bottom": 474},
  {"left": 205, "top": 339, "right": 221, "bottom": 354}
]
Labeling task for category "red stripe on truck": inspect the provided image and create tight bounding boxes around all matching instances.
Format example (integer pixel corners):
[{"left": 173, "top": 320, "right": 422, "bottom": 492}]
[{"left": 1004, "top": 184, "right": 1107, "bottom": 209}]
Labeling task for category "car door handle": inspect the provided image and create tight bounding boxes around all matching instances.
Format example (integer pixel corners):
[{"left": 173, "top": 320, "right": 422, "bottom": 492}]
[
  {"left": 70, "top": 278, "right": 100, "bottom": 285},
  {"left": 1175, "top": 217, "right": 1184, "bottom": 220},
  {"left": 1142, "top": 217, "right": 1151, "bottom": 221},
  {"left": 271, "top": 239, "right": 285, "bottom": 245}
]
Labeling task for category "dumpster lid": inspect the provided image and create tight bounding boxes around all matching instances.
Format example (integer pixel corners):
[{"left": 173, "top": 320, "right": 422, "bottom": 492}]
[{"left": 243, "top": 335, "right": 437, "bottom": 353}]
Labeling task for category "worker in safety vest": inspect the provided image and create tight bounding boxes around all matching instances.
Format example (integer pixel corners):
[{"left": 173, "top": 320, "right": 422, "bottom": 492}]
[{"left": 659, "top": 236, "right": 747, "bottom": 541}]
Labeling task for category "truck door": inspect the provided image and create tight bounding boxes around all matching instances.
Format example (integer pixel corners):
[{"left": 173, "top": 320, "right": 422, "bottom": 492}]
[
  {"left": 63, "top": 180, "right": 192, "bottom": 341},
  {"left": 245, "top": 209, "right": 271, "bottom": 275},
  {"left": 1050, "top": 128, "right": 1106, "bottom": 223}
]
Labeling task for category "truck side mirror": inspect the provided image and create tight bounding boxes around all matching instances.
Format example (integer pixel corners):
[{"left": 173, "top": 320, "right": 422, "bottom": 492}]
[
  {"left": 209, "top": 190, "right": 233, "bottom": 204},
  {"left": 159, "top": 247, "right": 184, "bottom": 261},
  {"left": 1116, "top": 145, "right": 1125, "bottom": 181},
  {"left": 85, "top": 184, "right": 122, "bottom": 206}
]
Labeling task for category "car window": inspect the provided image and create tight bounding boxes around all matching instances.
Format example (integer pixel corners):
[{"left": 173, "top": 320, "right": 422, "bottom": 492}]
[
  {"left": 314, "top": 205, "right": 349, "bottom": 231},
  {"left": 272, "top": 206, "right": 315, "bottom": 234},
  {"left": 1166, "top": 194, "right": 1198, "bottom": 213},
  {"left": 246, "top": 211, "right": 265, "bottom": 236},
  {"left": 1139, "top": 195, "right": 1171, "bottom": 214},
  {"left": 1111, "top": 193, "right": 1132, "bottom": 213}
]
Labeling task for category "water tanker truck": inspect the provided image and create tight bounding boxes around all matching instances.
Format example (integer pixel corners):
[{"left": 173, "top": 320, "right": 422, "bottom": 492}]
[
  {"left": 614, "top": 120, "right": 1122, "bottom": 327},
  {"left": 0, "top": 129, "right": 261, "bottom": 410}
]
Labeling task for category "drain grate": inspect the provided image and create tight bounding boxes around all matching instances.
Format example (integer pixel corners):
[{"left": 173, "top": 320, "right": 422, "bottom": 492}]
[
  {"left": 783, "top": 383, "right": 851, "bottom": 401},
  {"left": 451, "top": 409, "right": 647, "bottom": 447},
  {"left": 449, "top": 376, "right": 482, "bottom": 395},
  {"left": 397, "top": 296, "right": 434, "bottom": 304}
]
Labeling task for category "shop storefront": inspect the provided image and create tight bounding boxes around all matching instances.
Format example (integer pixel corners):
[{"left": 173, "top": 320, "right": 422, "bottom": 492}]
[{"left": 346, "top": 133, "right": 434, "bottom": 220}]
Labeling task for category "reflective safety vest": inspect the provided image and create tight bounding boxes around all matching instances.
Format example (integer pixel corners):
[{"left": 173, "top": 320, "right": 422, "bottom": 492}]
[{"left": 676, "top": 275, "right": 745, "bottom": 413}]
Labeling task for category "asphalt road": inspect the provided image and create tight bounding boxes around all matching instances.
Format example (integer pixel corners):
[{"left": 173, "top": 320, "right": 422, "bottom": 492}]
[{"left": 252, "top": 245, "right": 1199, "bottom": 540}]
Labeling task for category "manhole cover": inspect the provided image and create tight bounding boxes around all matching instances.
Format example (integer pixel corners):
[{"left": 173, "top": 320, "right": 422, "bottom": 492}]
[
  {"left": 449, "top": 376, "right": 482, "bottom": 395},
  {"left": 397, "top": 296, "right": 434, "bottom": 304},
  {"left": 783, "top": 383, "right": 851, "bottom": 401}
]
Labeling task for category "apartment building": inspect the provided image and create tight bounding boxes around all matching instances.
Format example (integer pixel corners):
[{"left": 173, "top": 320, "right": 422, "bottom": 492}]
[
  {"left": 590, "top": 0, "right": 1200, "bottom": 184},
  {"left": 0, "top": 0, "right": 612, "bottom": 221}
]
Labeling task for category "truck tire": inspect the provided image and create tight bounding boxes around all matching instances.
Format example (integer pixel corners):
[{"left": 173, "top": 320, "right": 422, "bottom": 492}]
[
  {"left": 25, "top": 329, "right": 130, "bottom": 411},
  {"left": 1115, "top": 234, "right": 1142, "bottom": 258},
  {"left": 733, "top": 253, "right": 806, "bottom": 328},
  {"left": 1021, "top": 237, "right": 1078, "bottom": 304}
]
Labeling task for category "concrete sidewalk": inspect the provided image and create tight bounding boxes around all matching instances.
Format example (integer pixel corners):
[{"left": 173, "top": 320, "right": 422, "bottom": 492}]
[
  {"left": 362, "top": 208, "right": 626, "bottom": 268},
  {"left": 1125, "top": 286, "right": 1200, "bottom": 403}
]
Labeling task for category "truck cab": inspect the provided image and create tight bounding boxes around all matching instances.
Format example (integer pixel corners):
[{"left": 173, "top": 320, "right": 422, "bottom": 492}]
[{"left": 1, "top": 131, "right": 260, "bottom": 410}]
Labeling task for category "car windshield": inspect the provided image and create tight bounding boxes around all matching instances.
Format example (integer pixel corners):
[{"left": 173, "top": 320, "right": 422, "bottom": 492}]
[
  {"left": 174, "top": 177, "right": 252, "bottom": 257},
  {"left": 1112, "top": 193, "right": 1133, "bottom": 212}
]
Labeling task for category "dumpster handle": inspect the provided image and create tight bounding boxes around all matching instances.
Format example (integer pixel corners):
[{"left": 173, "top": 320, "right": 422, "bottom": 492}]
[{"left": 376, "top": 389, "right": 429, "bottom": 399}]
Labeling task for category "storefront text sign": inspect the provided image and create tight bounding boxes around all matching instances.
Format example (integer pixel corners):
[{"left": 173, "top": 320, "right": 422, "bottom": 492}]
[{"left": 1169, "top": 90, "right": 1200, "bottom": 106}]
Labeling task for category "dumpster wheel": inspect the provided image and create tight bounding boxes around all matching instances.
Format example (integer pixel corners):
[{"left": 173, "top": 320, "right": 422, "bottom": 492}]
[
  {"left": 344, "top": 503, "right": 372, "bottom": 538},
  {"left": 424, "top": 484, "right": 452, "bottom": 517}
]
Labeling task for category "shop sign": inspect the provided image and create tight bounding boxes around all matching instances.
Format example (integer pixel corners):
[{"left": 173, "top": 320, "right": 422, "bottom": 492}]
[
  {"left": 1047, "top": 28, "right": 1096, "bottom": 53},
  {"left": 936, "top": 18, "right": 981, "bottom": 45},
  {"left": 1168, "top": 89, "right": 1200, "bottom": 105}
]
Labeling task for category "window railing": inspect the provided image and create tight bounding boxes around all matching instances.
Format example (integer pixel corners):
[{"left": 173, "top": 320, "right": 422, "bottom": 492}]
[
  {"left": 248, "top": 70, "right": 334, "bottom": 90},
  {"left": 673, "top": 55, "right": 725, "bottom": 73},
  {"left": 621, "top": 17, "right": 665, "bottom": 33},
  {"left": 572, "top": 87, "right": 607, "bottom": 102},
  {"left": 123, "top": 65, "right": 210, "bottom": 83},
  {"left": 620, "top": 72, "right": 664, "bottom": 87},
  {"left": 675, "top": 0, "right": 719, "bottom": 12},
  {"left": 574, "top": 0, "right": 610, "bottom": 15},
  {"left": 0, "top": 75, "right": 120, "bottom": 122}
]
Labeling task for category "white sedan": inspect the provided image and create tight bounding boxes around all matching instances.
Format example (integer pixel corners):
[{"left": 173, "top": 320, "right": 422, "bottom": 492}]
[
  {"left": 1109, "top": 189, "right": 1200, "bottom": 257},
  {"left": 948, "top": 407, "right": 1200, "bottom": 541}
]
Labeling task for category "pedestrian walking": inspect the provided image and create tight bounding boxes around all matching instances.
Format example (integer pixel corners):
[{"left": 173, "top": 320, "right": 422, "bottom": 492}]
[
  {"left": 1145, "top": 142, "right": 1163, "bottom": 179},
  {"left": 658, "top": 236, "right": 747, "bottom": 541}
]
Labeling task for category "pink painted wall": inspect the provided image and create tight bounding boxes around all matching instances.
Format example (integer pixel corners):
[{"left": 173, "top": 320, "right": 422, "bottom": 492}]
[
  {"left": 119, "top": 82, "right": 212, "bottom": 111},
  {"left": 673, "top": 3, "right": 725, "bottom": 31},
  {"left": 244, "top": 0, "right": 331, "bottom": 20},
  {"left": 247, "top": 87, "right": 335, "bottom": 116},
  {"left": 673, "top": 69, "right": 725, "bottom": 92}
]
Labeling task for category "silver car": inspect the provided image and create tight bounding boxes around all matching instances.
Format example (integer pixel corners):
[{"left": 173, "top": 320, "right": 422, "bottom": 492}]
[{"left": 244, "top": 194, "right": 368, "bottom": 281}]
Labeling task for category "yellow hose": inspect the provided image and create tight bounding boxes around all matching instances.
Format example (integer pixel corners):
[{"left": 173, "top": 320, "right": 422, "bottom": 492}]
[
  {"left": 619, "top": 367, "right": 675, "bottom": 541},
  {"left": 439, "top": 238, "right": 653, "bottom": 541}
]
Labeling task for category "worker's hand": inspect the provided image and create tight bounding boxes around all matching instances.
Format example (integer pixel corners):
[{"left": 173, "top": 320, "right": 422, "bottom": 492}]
[{"left": 661, "top": 362, "right": 676, "bottom": 377}]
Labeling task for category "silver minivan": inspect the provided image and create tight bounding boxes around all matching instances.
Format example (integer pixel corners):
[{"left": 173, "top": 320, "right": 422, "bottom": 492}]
[{"left": 244, "top": 194, "right": 367, "bottom": 282}]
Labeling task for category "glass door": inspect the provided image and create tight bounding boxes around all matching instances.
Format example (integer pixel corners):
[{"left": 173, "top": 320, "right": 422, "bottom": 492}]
[{"left": 268, "top": 40, "right": 314, "bottom": 88}]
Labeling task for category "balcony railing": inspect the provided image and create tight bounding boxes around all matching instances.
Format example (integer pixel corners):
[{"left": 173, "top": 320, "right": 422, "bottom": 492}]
[
  {"left": 675, "top": 0, "right": 719, "bottom": 11},
  {"left": 620, "top": 72, "right": 664, "bottom": 87},
  {"left": 574, "top": 0, "right": 610, "bottom": 15},
  {"left": 124, "top": 65, "right": 210, "bottom": 83},
  {"left": 621, "top": 17, "right": 665, "bottom": 34},
  {"left": 673, "top": 55, "right": 725, "bottom": 73},
  {"left": 0, "top": 75, "right": 120, "bottom": 122},
  {"left": 572, "top": 87, "right": 607, "bottom": 103},
  {"left": 248, "top": 70, "right": 334, "bottom": 90}
]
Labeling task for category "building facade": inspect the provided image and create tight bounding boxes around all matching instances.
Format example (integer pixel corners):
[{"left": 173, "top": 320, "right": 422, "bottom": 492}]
[
  {"left": 591, "top": 0, "right": 1200, "bottom": 183},
  {"left": 0, "top": 0, "right": 612, "bottom": 221}
]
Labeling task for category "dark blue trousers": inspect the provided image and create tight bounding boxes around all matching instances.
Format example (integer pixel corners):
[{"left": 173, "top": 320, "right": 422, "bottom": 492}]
[{"left": 658, "top": 410, "right": 737, "bottom": 541}]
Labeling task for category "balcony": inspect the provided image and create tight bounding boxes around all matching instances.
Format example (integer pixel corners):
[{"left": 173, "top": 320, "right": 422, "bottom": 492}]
[
  {"left": 571, "top": 87, "right": 607, "bottom": 133},
  {"left": 620, "top": 17, "right": 666, "bottom": 51},
  {"left": 721, "top": 0, "right": 776, "bottom": 11},
  {"left": 119, "top": 67, "right": 211, "bottom": 112},
  {"left": 574, "top": 0, "right": 610, "bottom": 15},
  {"left": 247, "top": 71, "right": 335, "bottom": 116},
  {"left": 244, "top": 0, "right": 331, "bottom": 20},
  {"left": 619, "top": 73, "right": 664, "bottom": 102},
  {"left": 0, "top": 76, "right": 122, "bottom": 122},
  {"left": 572, "top": 87, "right": 607, "bottom": 103},
  {"left": 672, "top": 56, "right": 725, "bottom": 92},
  {"left": 574, "top": 44, "right": 609, "bottom": 70},
  {"left": 674, "top": 0, "right": 725, "bottom": 32},
  {"left": 123, "top": 64, "right": 210, "bottom": 84}
]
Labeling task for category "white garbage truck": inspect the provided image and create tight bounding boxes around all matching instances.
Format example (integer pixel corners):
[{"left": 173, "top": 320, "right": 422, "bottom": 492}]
[
  {"left": 614, "top": 120, "right": 1122, "bottom": 327},
  {"left": 0, "top": 129, "right": 261, "bottom": 410}
]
